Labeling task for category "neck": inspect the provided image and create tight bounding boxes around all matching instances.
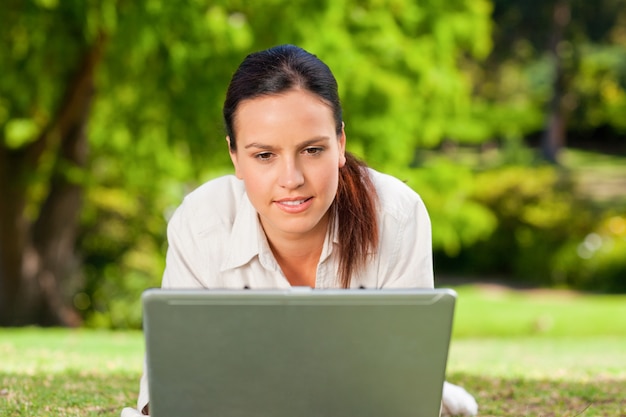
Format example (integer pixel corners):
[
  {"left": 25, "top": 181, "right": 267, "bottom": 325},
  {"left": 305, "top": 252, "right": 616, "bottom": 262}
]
[{"left": 263, "top": 219, "right": 329, "bottom": 288}]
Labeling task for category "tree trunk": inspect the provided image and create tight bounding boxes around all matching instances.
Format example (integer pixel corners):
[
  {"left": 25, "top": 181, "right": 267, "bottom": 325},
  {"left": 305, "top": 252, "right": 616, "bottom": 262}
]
[
  {"left": 0, "top": 149, "right": 30, "bottom": 325},
  {"left": 0, "top": 33, "right": 106, "bottom": 326},
  {"left": 541, "top": 0, "right": 571, "bottom": 163}
]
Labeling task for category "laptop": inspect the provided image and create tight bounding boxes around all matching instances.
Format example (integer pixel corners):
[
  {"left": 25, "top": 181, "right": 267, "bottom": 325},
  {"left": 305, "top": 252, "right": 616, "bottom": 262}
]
[{"left": 142, "top": 287, "right": 456, "bottom": 417}]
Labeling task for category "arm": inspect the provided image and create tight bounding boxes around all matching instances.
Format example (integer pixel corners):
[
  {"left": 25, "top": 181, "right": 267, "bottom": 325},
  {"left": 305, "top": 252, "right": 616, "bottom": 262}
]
[
  {"left": 161, "top": 203, "right": 206, "bottom": 289},
  {"left": 125, "top": 202, "right": 206, "bottom": 416},
  {"left": 378, "top": 195, "right": 434, "bottom": 289}
]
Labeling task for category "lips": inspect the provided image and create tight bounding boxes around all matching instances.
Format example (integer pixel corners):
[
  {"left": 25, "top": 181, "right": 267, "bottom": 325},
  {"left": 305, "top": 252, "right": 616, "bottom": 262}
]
[
  {"left": 280, "top": 199, "right": 308, "bottom": 206},
  {"left": 274, "top": 197, "right": 313, "bottom": 213}
]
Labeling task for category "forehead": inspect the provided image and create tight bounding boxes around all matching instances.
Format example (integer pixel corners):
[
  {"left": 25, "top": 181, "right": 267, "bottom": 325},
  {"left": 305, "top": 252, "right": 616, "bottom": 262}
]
[{"left": 233, "top": 89, "right": 336, "bottom": 141}]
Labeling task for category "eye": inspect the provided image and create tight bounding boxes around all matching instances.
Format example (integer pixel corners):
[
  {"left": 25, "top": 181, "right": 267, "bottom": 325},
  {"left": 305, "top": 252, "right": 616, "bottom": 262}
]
[
  {"left": 254, "top": 152, "right": 274, "bottom": 161},
  {"left": 303, "top": 147, "right": 323, "bottom": 156}
]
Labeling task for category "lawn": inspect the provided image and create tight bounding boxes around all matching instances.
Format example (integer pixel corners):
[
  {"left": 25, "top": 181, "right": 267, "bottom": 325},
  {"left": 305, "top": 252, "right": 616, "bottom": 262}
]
[{"left": 1, "top": 285, "right": 625, "bottom": 416}]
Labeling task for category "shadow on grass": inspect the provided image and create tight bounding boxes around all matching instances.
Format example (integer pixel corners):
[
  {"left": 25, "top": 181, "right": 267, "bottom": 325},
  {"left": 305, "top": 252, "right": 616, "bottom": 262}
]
[{"left": 449, "top": 372, "right": 626, "bottom": 417}]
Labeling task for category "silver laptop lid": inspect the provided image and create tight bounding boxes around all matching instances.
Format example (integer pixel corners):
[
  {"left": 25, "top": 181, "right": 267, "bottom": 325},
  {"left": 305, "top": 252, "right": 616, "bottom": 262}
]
[{"left": 143, "top": 288, "right": 456, "bottom": 417}]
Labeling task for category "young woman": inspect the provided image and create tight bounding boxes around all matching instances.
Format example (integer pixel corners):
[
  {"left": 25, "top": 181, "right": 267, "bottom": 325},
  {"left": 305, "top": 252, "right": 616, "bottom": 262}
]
[{"left": 121, "top": 44, "right": 477, "bottom": 416}]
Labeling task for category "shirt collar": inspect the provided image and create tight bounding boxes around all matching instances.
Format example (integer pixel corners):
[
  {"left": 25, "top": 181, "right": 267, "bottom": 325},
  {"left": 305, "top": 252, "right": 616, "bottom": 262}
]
[{"left": 220, "top": 192, "right": 269, "bottom": 272}]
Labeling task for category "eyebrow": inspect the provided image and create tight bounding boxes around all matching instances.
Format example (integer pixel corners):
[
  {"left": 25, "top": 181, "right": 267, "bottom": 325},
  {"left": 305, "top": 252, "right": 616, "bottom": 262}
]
[{"left": 243, "top": 136, "right": 331, "bottom": 150}]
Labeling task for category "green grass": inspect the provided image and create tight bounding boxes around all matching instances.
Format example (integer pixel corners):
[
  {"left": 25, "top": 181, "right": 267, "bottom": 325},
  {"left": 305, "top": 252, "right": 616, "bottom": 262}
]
[
  {"left": 446, "top": 285, "right": 626, "bottom": 415},
  {"left": 0, "top": 329, "right": 142, "bottom": 417},
  {"left": 452, "top": 284, "right": 626, "bottom": 338},
  {"left": 449, "top": 373, "right": 626, "bottom": 416},
  {"left": 1, "top": 286, "right": 626, "bottom": 416},
  {"left": 0, "top": 329, "right": 144, "bottom": 374}
]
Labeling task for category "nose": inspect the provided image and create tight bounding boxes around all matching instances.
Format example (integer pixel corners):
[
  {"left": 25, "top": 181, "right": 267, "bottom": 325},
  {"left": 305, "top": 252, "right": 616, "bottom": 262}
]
[{"left": 278, "top": 157, "right": 304, "bottom": 189}]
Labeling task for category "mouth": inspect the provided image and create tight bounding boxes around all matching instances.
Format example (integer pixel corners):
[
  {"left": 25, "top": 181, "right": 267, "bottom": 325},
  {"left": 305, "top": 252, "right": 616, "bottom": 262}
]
[
  {"left": 274, "top": 197, "right": 314, "bottom": 213},
  {"left": 278, "top": 198, "right": 311, "bottom": 206}
]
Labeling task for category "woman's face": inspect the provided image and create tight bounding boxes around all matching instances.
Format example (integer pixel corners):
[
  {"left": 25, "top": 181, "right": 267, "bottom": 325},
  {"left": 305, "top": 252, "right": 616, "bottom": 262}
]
[{"left": 228, "top": 88, "right": 346, "bottom": 243}]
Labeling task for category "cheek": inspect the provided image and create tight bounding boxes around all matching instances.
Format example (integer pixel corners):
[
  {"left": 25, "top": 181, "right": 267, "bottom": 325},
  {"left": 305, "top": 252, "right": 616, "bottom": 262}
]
[
  {"left": 241, "top": 169, "right": 271, "bottom": 203},
  {"left": 242, "top": 174, "right": 262, "bottom": 195},
  {"left": 313, "top": 166, "right": 340, "bottom": 198}
]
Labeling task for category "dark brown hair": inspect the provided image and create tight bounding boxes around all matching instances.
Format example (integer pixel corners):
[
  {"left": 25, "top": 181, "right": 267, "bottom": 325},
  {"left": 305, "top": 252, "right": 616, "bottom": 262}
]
[{"left": 223, "top": 44, "right": 378, "bottom": 287}]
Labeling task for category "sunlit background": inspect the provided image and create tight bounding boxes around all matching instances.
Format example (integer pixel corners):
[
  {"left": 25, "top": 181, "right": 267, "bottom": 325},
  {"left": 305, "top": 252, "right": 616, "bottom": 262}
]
[{"left": 1, "top": 0, "right": 625, "bottom": 329}]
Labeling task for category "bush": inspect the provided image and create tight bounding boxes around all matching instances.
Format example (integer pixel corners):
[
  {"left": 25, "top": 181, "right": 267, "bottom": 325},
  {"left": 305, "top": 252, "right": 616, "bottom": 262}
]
[
  {"left": 435, "top": 164, "right": 599, "bottom": 287},
  {"left": 552, "top": 214, "right": 626, "bottom": 292},
  {"left": 384, "top": 159, "right": 498, "bottom": 257}
]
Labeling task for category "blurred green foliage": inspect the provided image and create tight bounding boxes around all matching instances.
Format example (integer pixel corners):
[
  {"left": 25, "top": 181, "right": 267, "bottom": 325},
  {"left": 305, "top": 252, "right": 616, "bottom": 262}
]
[
  {"left": 1, "top": 0, "right": 625, "bottom": 328},
  {"left": 470, "top": 0, "right": 626, "bottom": 145},
  {"left": 552, "top": 214, "right": 626, "bottom": 292},
  {"left": 437, "top": 165, "right": 588, "bottom": 277},
  {"left": 387, "top": 160, "right": 498, "bottom": 257},
  {"left": 435, "top": 161, "right": 626, "bottom": 293}
]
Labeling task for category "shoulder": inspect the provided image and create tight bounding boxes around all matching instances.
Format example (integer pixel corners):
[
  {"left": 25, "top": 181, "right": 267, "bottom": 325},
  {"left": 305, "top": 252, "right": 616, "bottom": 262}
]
[
  {"left": 367, "top": 168, "right": 427, "bottom": 219},
  {"left": 170, "top": 175, "right": 246, "bottom": 233}
]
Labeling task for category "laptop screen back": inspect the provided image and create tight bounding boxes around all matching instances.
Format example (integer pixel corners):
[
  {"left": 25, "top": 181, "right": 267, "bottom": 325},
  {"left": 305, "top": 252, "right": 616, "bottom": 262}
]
[{"left": 143, "top": 288, "right": 456, "bottom": 417}]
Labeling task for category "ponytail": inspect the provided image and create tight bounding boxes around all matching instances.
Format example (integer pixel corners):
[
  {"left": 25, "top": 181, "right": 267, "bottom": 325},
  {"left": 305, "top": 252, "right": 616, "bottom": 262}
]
[{"left": 332, "top": 152, "right": 379, "bottom": 288}]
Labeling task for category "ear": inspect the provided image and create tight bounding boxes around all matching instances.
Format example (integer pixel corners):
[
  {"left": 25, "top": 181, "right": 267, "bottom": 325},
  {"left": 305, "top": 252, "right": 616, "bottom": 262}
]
[
  {"left": 226, "top": 136, "right": 243, "bottom": 179},
  {"left": 338, "top": 122, "right": 347, "bottom": 168}
]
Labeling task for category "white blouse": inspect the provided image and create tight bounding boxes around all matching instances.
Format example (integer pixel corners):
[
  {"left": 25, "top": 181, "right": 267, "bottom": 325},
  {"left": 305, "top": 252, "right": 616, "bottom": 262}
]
[{"left": 135, "top": 167, "right": 434, "bottom": 413}]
